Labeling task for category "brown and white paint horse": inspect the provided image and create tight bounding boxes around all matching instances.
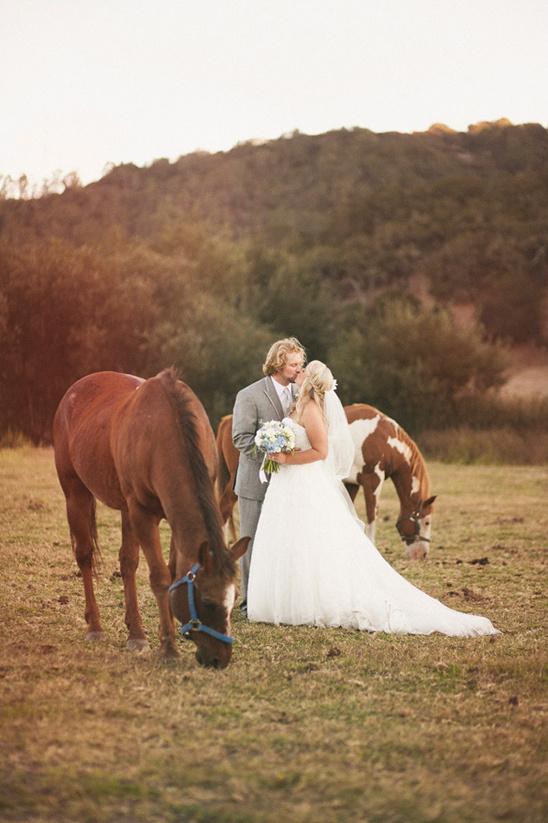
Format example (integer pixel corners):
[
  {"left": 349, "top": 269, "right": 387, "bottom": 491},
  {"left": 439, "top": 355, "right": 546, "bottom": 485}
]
[
  {"left": 343, "top": 404, "right": 436, "bottom": 559},
  {"left": 54, "top": 369, "right": 249, "bottom": 669},
  {"left": 216, "top": 407, "right": 435, "bottom": 559}
]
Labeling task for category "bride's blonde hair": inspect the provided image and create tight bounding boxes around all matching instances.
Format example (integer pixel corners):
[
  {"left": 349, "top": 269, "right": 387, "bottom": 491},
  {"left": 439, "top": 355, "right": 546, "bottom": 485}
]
[{"left": 293, "top": 360, "right": 334, "bottom": 420}]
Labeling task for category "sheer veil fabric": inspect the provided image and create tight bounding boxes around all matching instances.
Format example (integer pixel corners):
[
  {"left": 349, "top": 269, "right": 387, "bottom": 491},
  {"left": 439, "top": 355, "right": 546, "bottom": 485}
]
[
  {"left": 323, "top": 387, "right": 354, "bottom": 482},
  {"left": 247, "top": 388, "right": 500, "bottom": 637}
]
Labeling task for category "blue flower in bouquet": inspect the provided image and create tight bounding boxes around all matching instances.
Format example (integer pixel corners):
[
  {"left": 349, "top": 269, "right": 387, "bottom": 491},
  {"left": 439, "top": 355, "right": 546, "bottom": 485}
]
[{"left": 254, "top": 420, "right": 296, "bottom": 481}]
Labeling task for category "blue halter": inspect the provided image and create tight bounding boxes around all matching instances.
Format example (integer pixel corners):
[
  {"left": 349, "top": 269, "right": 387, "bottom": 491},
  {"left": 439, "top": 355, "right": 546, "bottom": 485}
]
[{"left": 169, "top": 562, "right": 234, "bottom": 645}]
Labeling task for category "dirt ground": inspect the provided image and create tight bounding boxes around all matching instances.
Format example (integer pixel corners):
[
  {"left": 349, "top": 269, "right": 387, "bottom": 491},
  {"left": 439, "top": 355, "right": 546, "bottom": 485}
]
[
  {"left": 407, "top": 279, "right": 548, "bottom": 400},
  {"left": 500, "top": 343, "right": 548, "bottom": 398},
  {"left": 444, "top": 294, "right": 548, "bottom": 400}
]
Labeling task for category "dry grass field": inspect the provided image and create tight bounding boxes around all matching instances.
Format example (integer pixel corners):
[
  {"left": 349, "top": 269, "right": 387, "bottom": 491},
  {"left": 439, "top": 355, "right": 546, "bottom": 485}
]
[{"left": 1, "top": 447, "right": 547, "bottom": 823}]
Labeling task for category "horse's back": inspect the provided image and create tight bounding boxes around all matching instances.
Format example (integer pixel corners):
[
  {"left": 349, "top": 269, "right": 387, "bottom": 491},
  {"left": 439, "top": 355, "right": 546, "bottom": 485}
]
[
  {"left": 55, "top": 372, "right": 143, "bottom": 433},
  {"left": 344, "top": 403, "right": 381, "bottom": 425},
  {"left": 344, "top": 403, "right": 398, "bottom": 472},
  {"left": 216, "top": 415, "right": 233, "bottom": 443},
  {"left": 344, "top": 402, "right": 425, "bottom": 478},
  {"left": 345, "top": 403, "right": 396, "bottom": 433},
  {"left": 54, "top": 372, "right": 145, "bottom": 506},
  {"left": 54, "top": 369, "right": 217, "bottom": 506}
]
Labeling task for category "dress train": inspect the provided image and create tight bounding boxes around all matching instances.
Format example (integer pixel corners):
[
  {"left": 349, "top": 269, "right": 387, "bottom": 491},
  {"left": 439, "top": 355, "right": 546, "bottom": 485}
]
[{"left": 247, "top": 420, "right": 499, "bottom": 637}]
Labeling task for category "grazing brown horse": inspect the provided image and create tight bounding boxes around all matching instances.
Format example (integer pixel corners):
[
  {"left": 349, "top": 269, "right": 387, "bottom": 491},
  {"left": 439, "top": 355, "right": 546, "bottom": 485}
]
[
  {"left": 216, "top": 414, "right": 239, "bottom": 543},
  {"left": 215, "top": 408, "right": 435, "bottom": 559},
  {"left": 344, "top": 404, "right": 436, "bottom": 559},
  {"left": 53, "top": 369, "right": 249, "bottom": 669}
]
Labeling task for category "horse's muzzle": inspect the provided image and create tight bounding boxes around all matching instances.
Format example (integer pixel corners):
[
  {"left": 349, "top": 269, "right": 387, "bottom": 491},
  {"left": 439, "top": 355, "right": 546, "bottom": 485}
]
[
  {"left": 195, "top": 649, "right": 229, "bottom": 669},
  {"left": 405, "top": 541, "right": 429, "bottom": 560}
]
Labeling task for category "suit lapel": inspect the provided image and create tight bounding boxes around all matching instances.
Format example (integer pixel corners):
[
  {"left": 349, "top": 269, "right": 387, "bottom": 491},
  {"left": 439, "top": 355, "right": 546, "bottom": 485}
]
[{"left": 263, "top": 377, "right": 284, "bottom": 418}]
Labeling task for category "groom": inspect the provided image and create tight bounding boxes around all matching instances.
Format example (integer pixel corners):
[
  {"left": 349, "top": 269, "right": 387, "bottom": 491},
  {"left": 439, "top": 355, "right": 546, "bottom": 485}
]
[{"left": 232, "top": 337, "right": 306, "bottom": 616}]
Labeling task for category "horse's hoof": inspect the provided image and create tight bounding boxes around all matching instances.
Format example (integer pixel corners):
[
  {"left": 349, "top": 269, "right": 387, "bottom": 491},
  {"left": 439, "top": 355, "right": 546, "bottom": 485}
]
[
  {"left": 161, "top": 654, "right": 182, "bottom": 666},
  {"left": 127, "top": 638, "right": 150, "bottom": 652},
  {"left": 160, "top": 646, "right": 181, "bottom": 661},
  {"left": 85, "top": 631, "right": 106, "bottom": 642}
]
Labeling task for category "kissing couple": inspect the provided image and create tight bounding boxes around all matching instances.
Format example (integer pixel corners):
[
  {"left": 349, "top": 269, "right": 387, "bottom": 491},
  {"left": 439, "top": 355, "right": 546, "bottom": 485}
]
[{"left": 232, "top": 337, "right": 499, "bottom": 637}]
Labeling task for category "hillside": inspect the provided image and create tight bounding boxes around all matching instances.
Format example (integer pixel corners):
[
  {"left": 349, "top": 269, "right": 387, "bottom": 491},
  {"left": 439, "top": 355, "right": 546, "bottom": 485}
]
[
  {"left": 2, "top": 119, "right": 547, "bottom": 344},
  {"left": 3, "top": 119, "right": 548, "bottom": 238},
  {"left": 1, "top": 120, "right": 548, "bottom": 442}
]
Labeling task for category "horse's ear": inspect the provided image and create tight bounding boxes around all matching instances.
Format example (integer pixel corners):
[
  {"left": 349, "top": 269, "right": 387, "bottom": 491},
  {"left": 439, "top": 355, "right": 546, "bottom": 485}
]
[
  {"left": 423, "top": 496, "right": 437, "bottom": 508},
  {"left": 230, "top": 536, "right": 251, "bottom": 562}
]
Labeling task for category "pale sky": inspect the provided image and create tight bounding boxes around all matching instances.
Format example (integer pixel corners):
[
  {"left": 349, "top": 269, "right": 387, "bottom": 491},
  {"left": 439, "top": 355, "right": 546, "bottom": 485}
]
[{"left": 1, "top": 0, "right": 547, "bottom": 188}]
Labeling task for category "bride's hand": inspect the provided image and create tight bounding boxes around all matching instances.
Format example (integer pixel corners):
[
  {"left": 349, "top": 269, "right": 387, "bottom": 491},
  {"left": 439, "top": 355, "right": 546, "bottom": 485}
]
[{"left": 271, "top": 447, "right": 301, "bottom": 463}]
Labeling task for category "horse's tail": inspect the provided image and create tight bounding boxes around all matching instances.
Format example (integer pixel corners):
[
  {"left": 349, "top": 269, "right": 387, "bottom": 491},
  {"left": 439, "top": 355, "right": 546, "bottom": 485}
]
[
  {"left": 215, "top": 416, "right": 232, "bottom": 494},
  {"left": 215, "top": 415, "right": 239, "bottom": 529}
]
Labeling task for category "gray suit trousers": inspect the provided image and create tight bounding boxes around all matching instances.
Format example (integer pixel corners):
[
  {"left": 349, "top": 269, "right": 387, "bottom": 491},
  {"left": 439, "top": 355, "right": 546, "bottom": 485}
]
[{"left": 237, "top": 495, "right": 263, "bottom": 609}]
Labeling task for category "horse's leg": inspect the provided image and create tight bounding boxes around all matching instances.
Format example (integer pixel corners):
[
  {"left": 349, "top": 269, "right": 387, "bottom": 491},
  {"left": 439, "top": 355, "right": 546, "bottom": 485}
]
[
  {"left": 219, "top": 487, "right": 238, "bottom": 542},
  {"left": 344, "top": 482, "right": 359, "bottom": 503},
  {"left": 127, "top": 501, "right": 179, "bottom": 659},
  {"left": 119, "top": 512, "right": 150, "bottom": 651},
  {"left": 168, "top": 533, "right": 177, "bottom": 580},
  {"left": 65, "top": 483, "right": 105, "bottom": 641},
  {"left": 227, "top": 512, "right": 237, "bottom": 544},
  {"left": 358, "top": 468, "right": 385, "bottom": 544}
]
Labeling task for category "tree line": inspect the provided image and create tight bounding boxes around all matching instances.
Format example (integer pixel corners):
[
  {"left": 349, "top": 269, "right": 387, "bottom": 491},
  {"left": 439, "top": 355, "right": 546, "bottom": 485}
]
[
  {"left": 1, "top": 121, "right": 547, "bottom": 444},
  {"left": 0, "top": 227, "right": 512, "bottom": 445}
]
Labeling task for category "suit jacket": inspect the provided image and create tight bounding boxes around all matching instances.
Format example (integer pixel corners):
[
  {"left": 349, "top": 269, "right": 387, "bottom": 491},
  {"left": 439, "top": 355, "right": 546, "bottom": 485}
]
[{"left": 232, "top": 376, "right": 292, "bottom": 501}]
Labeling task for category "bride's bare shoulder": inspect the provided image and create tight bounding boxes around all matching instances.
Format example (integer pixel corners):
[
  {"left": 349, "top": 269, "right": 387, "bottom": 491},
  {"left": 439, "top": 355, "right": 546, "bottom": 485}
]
[{"left": 301, "top": 399, "right": 325, "bottom": 426}]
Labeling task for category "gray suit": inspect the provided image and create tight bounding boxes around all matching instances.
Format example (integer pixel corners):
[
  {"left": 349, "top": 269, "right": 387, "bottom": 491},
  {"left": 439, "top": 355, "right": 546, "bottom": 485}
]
[{"left": 232, "top": 376, "right": 291, "bottom": 610}]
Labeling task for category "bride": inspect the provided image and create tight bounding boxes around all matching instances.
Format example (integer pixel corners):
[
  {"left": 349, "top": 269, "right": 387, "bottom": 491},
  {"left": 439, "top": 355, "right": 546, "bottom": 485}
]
[{"left": 247, "top": 361, "right": 500, "bottom": 637}]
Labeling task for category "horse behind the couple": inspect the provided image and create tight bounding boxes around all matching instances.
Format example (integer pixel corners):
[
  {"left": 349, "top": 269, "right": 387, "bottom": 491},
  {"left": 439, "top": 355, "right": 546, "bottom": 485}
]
[{"left": 216, "top": 405, "right": 435, "bottom": 558}]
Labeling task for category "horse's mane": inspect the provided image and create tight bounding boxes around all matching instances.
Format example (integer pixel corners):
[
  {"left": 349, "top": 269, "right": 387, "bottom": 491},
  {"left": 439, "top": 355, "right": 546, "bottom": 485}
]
[
  {"left": 396, "top": 423, "right": 430, "bottom": 495},
  {"left": 157, "top": 368, "right": 235, "bottom": 576}
]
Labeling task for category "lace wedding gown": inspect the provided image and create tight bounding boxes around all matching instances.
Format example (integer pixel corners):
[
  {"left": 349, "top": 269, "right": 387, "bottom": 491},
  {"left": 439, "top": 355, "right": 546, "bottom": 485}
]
[{"left": 248, "top": 419, "right": 499, "bottom": 637}]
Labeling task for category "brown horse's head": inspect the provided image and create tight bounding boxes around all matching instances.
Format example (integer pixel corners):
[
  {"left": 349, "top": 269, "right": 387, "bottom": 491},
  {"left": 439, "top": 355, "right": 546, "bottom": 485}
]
[
  {"left": 169, "top": 537, "right": 250, "bottom": 669},
  {"left": 397, "top": 496, "right": 437, "bottom": 560}
]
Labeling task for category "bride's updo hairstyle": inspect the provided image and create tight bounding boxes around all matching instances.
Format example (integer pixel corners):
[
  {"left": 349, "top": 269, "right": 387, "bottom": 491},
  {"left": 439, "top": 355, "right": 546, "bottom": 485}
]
[{"left": 294, "top": 360, "right": 334, "bottom": 419}]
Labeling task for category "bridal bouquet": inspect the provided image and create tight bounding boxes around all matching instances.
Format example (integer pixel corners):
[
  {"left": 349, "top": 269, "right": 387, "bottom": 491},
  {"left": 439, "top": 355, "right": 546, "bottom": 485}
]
[{"left": 254, "top": 419, "right": 296, "bottom": 482}]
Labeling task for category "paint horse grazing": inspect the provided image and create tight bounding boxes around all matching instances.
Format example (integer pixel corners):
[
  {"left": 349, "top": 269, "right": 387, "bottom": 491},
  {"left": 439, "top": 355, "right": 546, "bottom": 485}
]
[
  {"left": 53, "top": 369, "right": 249, "bottom": 669},
  {"left": 216, "top": 414, "right": 239, "bottom": 542},
  {"left": 343, "top": 404, "right": 436, "bottom": 559}
]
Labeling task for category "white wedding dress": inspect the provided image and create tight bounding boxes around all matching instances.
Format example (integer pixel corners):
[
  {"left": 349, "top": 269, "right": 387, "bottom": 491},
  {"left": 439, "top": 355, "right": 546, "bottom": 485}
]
[{"left": 248, "top": 418, "right": 499, "bottom": 637}]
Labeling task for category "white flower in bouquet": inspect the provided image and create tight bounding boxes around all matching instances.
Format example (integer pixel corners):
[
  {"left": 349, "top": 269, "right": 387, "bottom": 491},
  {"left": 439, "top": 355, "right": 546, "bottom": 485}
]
[{"left": 254, "top": 420, "right": 296, "bottom": 481}]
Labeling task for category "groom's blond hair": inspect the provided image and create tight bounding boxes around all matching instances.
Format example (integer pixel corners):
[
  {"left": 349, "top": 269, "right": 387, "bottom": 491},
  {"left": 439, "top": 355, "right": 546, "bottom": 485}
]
[{"left": 263, "top": 337, "right": 305, "bottom": 377}]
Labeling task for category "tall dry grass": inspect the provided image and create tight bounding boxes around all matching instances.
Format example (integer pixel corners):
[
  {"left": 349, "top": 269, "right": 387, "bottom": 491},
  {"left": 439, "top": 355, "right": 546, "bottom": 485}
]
[{"left": 419, "top": 427, "right": 548, "bottom": 465}]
